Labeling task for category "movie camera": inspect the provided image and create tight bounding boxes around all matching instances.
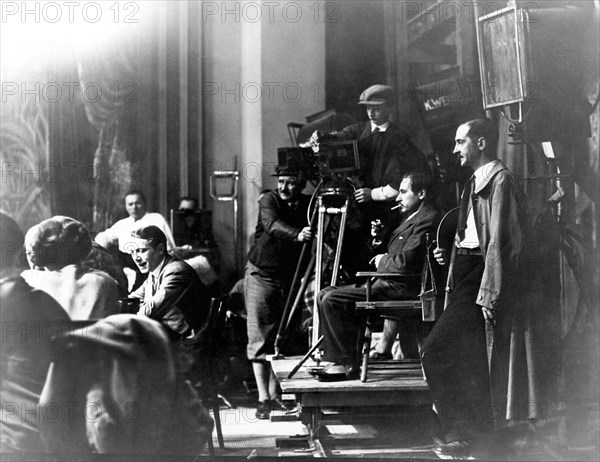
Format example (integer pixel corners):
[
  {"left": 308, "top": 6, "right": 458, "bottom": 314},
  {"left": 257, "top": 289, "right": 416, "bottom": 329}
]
[{"left": 276, "top": 140, "right": 360, "bottom": 184}]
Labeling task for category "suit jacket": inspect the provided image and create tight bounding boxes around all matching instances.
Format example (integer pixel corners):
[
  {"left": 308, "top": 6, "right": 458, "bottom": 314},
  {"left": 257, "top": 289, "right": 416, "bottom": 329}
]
[
  {"left": 374, "top": 202, "right": 442, "bottom": 296},
  {"left": 130, "top": 255, "right": 208, "bottom": 338}
]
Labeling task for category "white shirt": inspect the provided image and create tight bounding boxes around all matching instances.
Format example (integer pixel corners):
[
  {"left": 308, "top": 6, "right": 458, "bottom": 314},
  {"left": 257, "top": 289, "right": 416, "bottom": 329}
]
[
  {"left": 457, "top": 161, "right": 495, "bottom": 249},
  {"left": 370, "top": 121, "right": 390, "bottom": 133},
  {"left": 95, "top": 212, "right": 176, "bottom": 253},
  {"left": 368, "top": 121, "right": 399, "bottom": 201}
]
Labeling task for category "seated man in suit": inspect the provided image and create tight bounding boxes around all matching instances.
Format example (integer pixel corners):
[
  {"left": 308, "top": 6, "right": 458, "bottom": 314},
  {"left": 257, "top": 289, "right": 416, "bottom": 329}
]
[
  {"left": 128, "top": 225, "right": 209, "bottom": 341},
  {"left": 317, "top": 172, "right": 441, "bottom": 379}
]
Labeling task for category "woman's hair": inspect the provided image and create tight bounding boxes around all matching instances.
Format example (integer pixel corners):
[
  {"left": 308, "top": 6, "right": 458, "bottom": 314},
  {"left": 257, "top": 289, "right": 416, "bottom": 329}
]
[
  {"left": 26, "top": 216, "right": 92, "bottom": 269},
  {"left": 84, "top": 243, "right": 129, "bottom": 296}
]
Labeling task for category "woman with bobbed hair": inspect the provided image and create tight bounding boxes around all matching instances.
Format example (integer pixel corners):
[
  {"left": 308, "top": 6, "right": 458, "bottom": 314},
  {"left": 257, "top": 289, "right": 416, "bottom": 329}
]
[
  {"left": 1, "top": 212, "right": 70, "bottom": 453},
  {"left": 21, "top": 216, "right": 119, "bottom": 320}
]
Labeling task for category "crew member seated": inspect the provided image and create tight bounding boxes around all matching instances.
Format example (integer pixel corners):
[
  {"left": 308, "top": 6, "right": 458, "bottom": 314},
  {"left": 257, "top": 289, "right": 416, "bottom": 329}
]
[
  {"left": 128, "top": 225, "right": 209, "bottom": 341},
  {"left": 317, "top": 173, "right": 441, "bottom": 380},
  {"left": 178, "top": 196, "right": 199, "bottom": 211},
  {"left": 96, "top": 189, "right": 176, "bottom": 252},
  {"left": 170, "top": 195, "right": 219, "bottom": 291},
  {"left": 95, "top": 190, "right": 176, "bottom": 290}
]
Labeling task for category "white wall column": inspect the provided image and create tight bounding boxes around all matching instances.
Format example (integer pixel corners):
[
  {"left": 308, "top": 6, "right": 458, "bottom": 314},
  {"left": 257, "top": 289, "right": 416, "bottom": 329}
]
[{"left": 240, "top": 18, "right": 263, "bottom": 265}]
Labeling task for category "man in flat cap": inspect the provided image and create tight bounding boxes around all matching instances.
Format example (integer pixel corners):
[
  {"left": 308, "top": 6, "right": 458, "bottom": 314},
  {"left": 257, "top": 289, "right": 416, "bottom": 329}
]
[
  {"left": 308, "top": 84, "right": 428, "bottom": 209},
  {"left": 306, "top": 84, "right": 429, "bottom": 270}
]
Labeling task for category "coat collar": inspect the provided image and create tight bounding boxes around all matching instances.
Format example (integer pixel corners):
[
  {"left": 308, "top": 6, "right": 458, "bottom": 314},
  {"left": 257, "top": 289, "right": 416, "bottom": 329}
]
[
  {"left": 474, "top": 159, "right": 507, "bottom": 195},
  {"left": 360, "top": 121, "right": 397, "bottom": 138},
  {"left": 397, "top": 201, "right": 436, "bottom": 230},
  {"left": 152, "top": 254, "right": 173, "bottom": 279}
]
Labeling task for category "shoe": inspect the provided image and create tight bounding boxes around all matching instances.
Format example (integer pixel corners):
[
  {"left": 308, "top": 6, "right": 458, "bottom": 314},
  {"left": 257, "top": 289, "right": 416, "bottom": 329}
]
[
  {"left": 433, "top": 438, "right": 474, "bottom": 460},
  {"left": 310, "top": 364, "right": 359, "bottom": 382},
  {"left": 369, "top": 350, "right": 393, "bottom": 360},
  {"left": 255, "top": 401, "right": 270, "bottom": 420},
  {"left": 269, "top": 398, "right": 295, "bottom": 412}
]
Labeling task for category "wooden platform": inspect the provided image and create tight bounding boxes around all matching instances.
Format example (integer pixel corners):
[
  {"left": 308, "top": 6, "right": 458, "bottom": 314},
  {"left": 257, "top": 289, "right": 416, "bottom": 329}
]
[
  {"left": 271, "top": 356, "right": 431, "bottom": 452},
  {"left": 272, "top": 357, "right": 428, "bottom": 392}
]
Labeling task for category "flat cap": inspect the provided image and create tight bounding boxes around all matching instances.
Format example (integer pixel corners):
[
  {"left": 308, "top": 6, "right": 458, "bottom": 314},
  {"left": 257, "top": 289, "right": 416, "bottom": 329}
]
[{"left": 358, "top": 84, "right": 395, "bottom": 105}]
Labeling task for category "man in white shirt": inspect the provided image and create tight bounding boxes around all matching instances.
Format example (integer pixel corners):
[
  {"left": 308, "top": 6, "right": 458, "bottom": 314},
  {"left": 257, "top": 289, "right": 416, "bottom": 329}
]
[
  {"left": 95, "top": 190, "right": 176, "bottom": 253},
  {"left": 95, "top": 190, "right": 176, "bottom": 290},
  {"left": 424, "top": 119, "right": 524, "bottom": 459}
]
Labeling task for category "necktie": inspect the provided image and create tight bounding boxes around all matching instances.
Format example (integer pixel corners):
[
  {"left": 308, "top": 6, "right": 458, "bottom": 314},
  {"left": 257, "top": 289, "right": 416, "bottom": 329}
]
[
  {"left": 457, "top": 176, "right": 474, "bottom": 241},
  {"left": 372, "top": 127, "right": 381, "bottom": 134},
  {"left": 151, "top": 274, "right": 158, "bottom": 296}
]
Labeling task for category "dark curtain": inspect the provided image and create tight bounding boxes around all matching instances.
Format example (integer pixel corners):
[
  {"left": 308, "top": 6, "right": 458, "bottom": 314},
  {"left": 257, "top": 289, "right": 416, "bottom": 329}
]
[
  {"left": 47, "top": 53, "right": 97, "bottom": 229},
  {"left": 77, "top": 40, "right": 140, "bottom": 233}
]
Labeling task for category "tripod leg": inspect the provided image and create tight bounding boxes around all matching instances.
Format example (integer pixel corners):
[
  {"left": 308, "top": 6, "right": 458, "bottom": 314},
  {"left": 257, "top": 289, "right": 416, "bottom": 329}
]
[
  {"left": 330, "top": 200, "right": 348, "bottom": 286},
  {"left": 312, "top": 199, "right": 326, "bottom": 346},
  {"left": 274, "top": 206, "right": 318, "bottom": 355},
  {"left": 284, "top": 252, "right": 317, "bottom": 334}
]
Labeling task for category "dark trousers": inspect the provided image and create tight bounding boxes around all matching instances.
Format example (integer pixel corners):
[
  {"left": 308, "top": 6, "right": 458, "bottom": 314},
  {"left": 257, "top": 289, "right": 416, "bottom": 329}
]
[
  {"left": 421, "top": 255, "right": 495, "bottom": 442},
  {"left": 317, "top": 279, "right": 420, "bottom": 365}
]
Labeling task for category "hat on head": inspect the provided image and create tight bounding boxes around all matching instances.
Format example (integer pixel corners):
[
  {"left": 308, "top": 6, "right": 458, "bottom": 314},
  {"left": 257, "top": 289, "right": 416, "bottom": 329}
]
[
  {"left": 271, "top": 165, "right": 304, "bottom": 177},
  {"left": 358, "top": 84, "right": 395, "bottom": 106}
]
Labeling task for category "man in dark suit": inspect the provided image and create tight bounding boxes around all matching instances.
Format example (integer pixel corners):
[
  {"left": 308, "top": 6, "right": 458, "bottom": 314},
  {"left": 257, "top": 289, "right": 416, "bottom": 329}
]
[
  {"left": 317, "top": 173, "right": 441, "bottom": 379},
  {"left": 128, "top": 225, "right": 208, "bottom": 339}
]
